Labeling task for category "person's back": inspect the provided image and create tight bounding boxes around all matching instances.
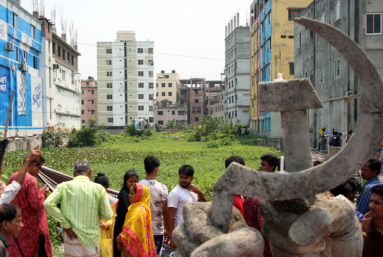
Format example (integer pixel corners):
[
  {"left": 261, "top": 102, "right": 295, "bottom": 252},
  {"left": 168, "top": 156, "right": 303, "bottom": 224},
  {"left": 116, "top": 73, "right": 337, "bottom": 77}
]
[{"left": 332, "top": 134, "right": 341, "bottom": 147}]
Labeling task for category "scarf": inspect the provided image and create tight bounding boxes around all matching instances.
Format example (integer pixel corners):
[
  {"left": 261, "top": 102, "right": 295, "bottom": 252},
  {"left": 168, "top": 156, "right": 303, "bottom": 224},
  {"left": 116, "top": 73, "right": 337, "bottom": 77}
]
[{"left": 121, "top": 183, "right": 157, "bottom": 257}]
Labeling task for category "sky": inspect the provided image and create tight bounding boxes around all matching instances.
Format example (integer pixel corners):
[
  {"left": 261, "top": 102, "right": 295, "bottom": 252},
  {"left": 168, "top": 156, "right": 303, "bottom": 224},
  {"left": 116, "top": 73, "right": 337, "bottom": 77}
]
[{"left": 22, "top": 0, "right": 253, "bottom": 81}]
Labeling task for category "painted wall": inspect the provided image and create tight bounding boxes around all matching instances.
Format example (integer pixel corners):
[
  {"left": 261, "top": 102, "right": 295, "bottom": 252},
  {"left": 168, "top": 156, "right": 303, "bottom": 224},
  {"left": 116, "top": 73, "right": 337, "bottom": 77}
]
[{"left": 156, "top": 72, "right": 179, "bottom": 105}]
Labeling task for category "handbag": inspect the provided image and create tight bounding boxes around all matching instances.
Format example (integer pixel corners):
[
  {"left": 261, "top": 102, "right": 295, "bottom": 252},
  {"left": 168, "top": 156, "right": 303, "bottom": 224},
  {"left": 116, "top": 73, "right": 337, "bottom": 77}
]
[{"left": 99, "top": 227, "right": 113, "bottom": 257}]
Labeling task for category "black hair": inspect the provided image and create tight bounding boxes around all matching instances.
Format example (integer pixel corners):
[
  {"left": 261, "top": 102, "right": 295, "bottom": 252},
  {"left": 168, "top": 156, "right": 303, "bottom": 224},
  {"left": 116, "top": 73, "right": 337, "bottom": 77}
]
[
  {"left": 123, "top": 170, "right": 139, "bottom": 188},
  {"left": 225, "top": 156, "right": 245, "bottom": 168},
  {"left": 347, "top": 177, "right": 361, "bottom": 192},
  {"left": 94, "top": 173, "right": 110, "bottom": 188},
  {"left": 179, "top": 165, "right": 194, "bottom": 177},
  {"left": 260, "top": 154, "right": 279, "bottom": 172},
  {"left": 0, "top": 204, "right": 21, "bottom": 225},
  {"left": 23, "top": 155, "right": 45, "bottom": 166},
  {"left": 330, "top": 182, "right": 353, "bottom": 197},
  {"left": 313, "top": 160, "right": 323, "bottom": 166},
  {"left": 144, "top": 156, "right": 160, "bottom": 174},
  {"left": 366, "top": 159, "right": 382, "bottom": 176},
  {"left": 371, "top": 184, "right": 383, "bottom": 199},
  {"left": 132, "top": 183, "right": 137, "bottom": 193}
]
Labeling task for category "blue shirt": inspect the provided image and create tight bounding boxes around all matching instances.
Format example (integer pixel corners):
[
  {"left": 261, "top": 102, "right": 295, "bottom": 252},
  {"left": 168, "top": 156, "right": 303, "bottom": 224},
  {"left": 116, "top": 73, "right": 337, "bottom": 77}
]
[
  {"left": 356, "top": 177, "right": 383, "bottom": 215},
  {"left": 332, "top": 135, "right": 341, "bottom": 147}
]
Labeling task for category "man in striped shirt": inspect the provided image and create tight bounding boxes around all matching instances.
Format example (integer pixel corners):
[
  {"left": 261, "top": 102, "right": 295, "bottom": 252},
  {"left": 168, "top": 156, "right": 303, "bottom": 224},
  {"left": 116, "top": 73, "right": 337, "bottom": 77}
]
[{"left": 44, "top": 160, "right": 112, "bottom": 257}]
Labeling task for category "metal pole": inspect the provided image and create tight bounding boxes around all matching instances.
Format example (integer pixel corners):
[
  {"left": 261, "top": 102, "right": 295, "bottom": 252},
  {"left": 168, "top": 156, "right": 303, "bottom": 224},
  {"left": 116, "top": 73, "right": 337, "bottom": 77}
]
[{"left": 0, "top": 90, "right": 15, "bottom": 176}]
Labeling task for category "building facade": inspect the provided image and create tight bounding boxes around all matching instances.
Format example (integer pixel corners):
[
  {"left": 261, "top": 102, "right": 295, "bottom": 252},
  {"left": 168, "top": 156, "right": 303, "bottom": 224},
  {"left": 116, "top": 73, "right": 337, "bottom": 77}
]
[
  {"left": 155, "top": 70, "right": 179, "bottom": 106},
  {"left": 225, "top": 14, "right": 250, "bottom": 124},
  {"left": 211, "top": 90, "right": 226, "bottom": 122},
  {"left": 154, "top": 106, "right": 187, "bottom": 126},
  {"left": 249, "top": 0, "right": 311, "bottom": 138},
  {"left": 97, "top": 31, "right": 154, "bottom": 132},
  {"left": 0, "top": 0, "right": 44, "bottom": 137},
  {"left": 294, "top": 0, "right": 383, "bottom": 148},
  {"left": 179, "top": 78, "right": 205, "bottom": 124},
  {"left": 205, "top": 80, "right": 224, "bottom": 117},
  {"left": 81, "top": 76, "right": 98, "bottom": 124}
]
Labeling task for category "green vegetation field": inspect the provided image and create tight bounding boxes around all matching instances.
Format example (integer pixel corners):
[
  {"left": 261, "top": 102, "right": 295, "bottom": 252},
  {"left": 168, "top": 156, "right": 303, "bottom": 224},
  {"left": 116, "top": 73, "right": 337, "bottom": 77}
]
[{"left": 3, "top": 134, "right": 281, "bottom": 201}]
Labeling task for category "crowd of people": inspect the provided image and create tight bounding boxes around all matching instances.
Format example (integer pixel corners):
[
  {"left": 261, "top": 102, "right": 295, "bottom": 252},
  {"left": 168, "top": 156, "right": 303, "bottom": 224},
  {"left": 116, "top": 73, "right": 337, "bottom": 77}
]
[{"left": 0, "top": 145, "right": 381, "bottom": 257}]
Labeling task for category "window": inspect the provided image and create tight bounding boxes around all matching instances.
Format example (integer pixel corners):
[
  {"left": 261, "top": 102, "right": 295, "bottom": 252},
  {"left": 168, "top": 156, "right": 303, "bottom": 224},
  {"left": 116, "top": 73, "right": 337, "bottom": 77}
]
[
  {"left": 107, "top": 94, "right": 113, "bottom": 99},
  {"left": 67, "top": 53, "right": 70, "bottom": 63},
  {"left": 107, "top": 72, "right": 113, "bottom": 77},
  {"left": 92, "top": 110, "right": 95, "bottom": 114},
  {"left": 58, "top": 46, "right": 61, "bottom": 57},
  {"left": 107, "top": 106, "right": 113, "bottom": 111},
  {"left": 138, "top": 71, "right": 144, "bottom": 76},
  {"left": 138, "top": 83, "right": 144, "bottom": 88},
  {"left": 195, "top": 99, "right": 199, "bottom": 103},
  {"left": 169, "top": 101, "right": 172, "bottom": 105},
  {"left": 52, "top": 43, "right": 56, "bottom": 54},
  {"left": 138, "top": 48, "right": 143, "bottom": 53},
  {"left": 138, "top": 60, "right": 144, "bottom": 65},
  {"left": 289, "top": 63, "right": 294, "bottom": 75},
  {"left": 82, "top": 90, "right": 84, "bottom": 95},
  {"left": 334, "top": 1, "right": 340, "bottom": 21},
  {"left": 72, "top": 56, "right": 74, "bottom": 66},
  {"left": 320, "top": 67, "right": 325, "bottom": 83},
  {"left": 13, "top": 13, "right": 17, "bottom": 29},
  {"left": 149, "top": 83, "right": 154, "bottom": 88},
  {"left": 106, "top": 49, "right": 112, "bottom": 54},
  {"left": 162, "top": 92, "right": 165, "bottom": 96},
  {"left": 108, "top": 118, "right": 113, "bottom": 123},
  {"left": 81, "top": 100, "right": 84, "bottom": 105},
  {"left": 62, "top": 71, "right": 66, "bottom": 80},
  {"left": 33, "top": 56, "right": 38, "bottom": 69},
  {"left": 107, "top": 83, "right": 113, "bottom": 88},
  {"left": 82, "top": 120, "right": 85, "bottom": 123},
  {"left": 168, "top": 92, "right": 172, "bottom": 96},
  {"left": 164, "top": 75, "right": 169, "bottom": 79},
  {"left": 149, "top": 106, "right": 153, "bottom": 111},
  {"left": 162, "top": 83, "right": 165, "bottom": 87},
  {"left": 288, "top": 36, "right": 294, "bottom": 39},
  {"left": 63, "top": 50, "right": 66, "bottom": 60},
  {"left": 15, "top": 46, "right": 19, "bottom": 62},
  {"left": 281, "top": 35, "right": 286, "bottom": 38},
  {"left": 178, "top": 111, "right": 185, "bottom": 115},
  {"left": 298, "top": 33, "right": 301, "bottom": 48},
  {"left": 334, "top": 60, "right": 340, "bottom": 77},
  {"left": 195, "top": 117, "right": 199, "bottom": 122},
  {"left": 91, "top": 90, "right": 94, "bottom": 95},
  {"left": 91, "top": 100, "right": 94, "bottom": 104},
  {"left": 158, "top": 111, "right": 163, "bottom": 115},
  {"left": 31, "top": 25, "right": 35, "bottom": 39},
  {"left": 172, "top": 111, "right": 175, "bottom": 115},
  {"left": 106, "top": 60, "right": 112, "bottom": 65},
  {"left": 71, "top": 75, "right": 74, "bottom": 84},
  {"left": 138, "top": 94, "right": 144, "bottom": 99},
  {"left": 288, "top": 9, "right": 303, "bottom": 21},
  {"left": 148, "top": 48, "right": 153, "bottom": 53},
  {"left": 156, "top": 92, "right": 158, "bottom": 96},
  {"left": 168, "top": 83, "right": 172, "bottom": 87},
  {"left": 138, "top": 106, "right": 144, "bottom": 111},
  {"left": 366, "top": 14, "right": 382, "bottom": 34},
  {"left": 158, "top": 120, "right": 164, "bottom": 125},
  {"left": 149, "top": 117, "right": 154, "bottom": 122},
  {"left": 149, "top": 71, "right": 153, "bottom": 77}
]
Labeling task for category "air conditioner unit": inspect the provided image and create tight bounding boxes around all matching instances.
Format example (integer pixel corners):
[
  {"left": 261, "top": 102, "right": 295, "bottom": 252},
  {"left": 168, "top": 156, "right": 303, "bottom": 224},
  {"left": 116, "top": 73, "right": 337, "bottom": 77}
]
[
  {"left": 5, "top": 42, "right": 14, "bottom": 51},
  {"left": 20, "top": 63, "right": 27, "bottom": 72},
  {"left": 52, "top": 64, "right": 59, "bottom": 69}
]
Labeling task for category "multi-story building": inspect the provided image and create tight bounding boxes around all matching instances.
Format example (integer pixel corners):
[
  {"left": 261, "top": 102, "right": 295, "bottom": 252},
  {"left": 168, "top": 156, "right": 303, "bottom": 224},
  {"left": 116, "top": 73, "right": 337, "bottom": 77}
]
[
  {"left": 81, "top": 76, "right": 98, "bottom": 124},
  {"left": 225, "top": 13, "right": 250, "bottom": 124},
  {"left": 249, "top": 0, "right": 311, "bottom": 138},
  {"left": 154, "top": 106, "right": 187, "bottom": 127},
  {"left": 211, "top": 90, "right": 226, "bottom": 122},
  {"left": 0, "top": 0, "right": 44, "bottom": 137},
  {"left": 294, "top": 0, "right": 383, "bottom": 147},
  {"left": 155, "top": 70, "right": 179, "bottom": 106},
  {"left": 97, "top": 31, "right": 154, "bottom": 133},
  {"left": 179, "top": 78, "right": 205, "bottom": 124},
  {"left": 205, "top": 80, "right": 224, "bottom": 117}
]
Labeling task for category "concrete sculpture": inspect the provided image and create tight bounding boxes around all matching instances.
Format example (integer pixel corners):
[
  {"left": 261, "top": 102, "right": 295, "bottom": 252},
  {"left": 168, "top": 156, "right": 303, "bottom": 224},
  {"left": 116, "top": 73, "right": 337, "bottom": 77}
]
[{"left": 172, "top": 17, "right": 383, "bottom": 257}]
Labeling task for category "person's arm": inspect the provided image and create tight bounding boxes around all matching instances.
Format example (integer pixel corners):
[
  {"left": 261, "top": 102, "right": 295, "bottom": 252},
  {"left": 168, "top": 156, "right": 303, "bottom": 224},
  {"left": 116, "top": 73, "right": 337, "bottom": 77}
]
[
  {"left": 167, "top": 207, "right": 177, "bottom": 248},
  {"left": 99, "top": 189, "right": 113, "bottom": 221},
  {"left": 103, "top": 204, "right": 118, "bottom": 230},
  {"left": 26, "top": 177, "right": 47, "bottom": 211},
  {"left": 188, "top": 185, "right": 206, "bottom": 202},
  {"left": 44, "top": 184, "right": 71, "bottom": 229},
  {"left": 162, "top": 200, "right": 169, "bottom": 233},
  {"left": 13, "top": 145, "right": 41, "bottom": 186}
]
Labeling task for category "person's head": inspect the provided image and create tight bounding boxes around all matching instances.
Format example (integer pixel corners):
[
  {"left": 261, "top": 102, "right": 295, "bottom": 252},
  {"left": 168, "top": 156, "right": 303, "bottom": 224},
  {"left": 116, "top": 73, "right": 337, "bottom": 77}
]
[
  {"left": 260, "top": 154, "right": 279, "bottom": 172},
  {"left": 94, "top": 173, "right": 109, "bottom": 190},
  {"left": 361, "top": 159, "right": 381, "bottom": 181},
  {"left": 0, "top": 204, "right": 23, "bottom": 237},
  {"left": 129, "top": 183, "right": 150, "bottom": 204},
  {"left": 338, "top": 132, "right": 342, "bottom": 136},
  {"left": 0, "top": 181, "right": 6, "bottom": 195},
  {"left": 370, "top": 185, "right": 383, "bottom": 219},
  {"left": 225, "top": 156, "right": 245, "bottom": 169},
  {"left": 144, "top": 156, "right": 160, "bottom": 176},
  {"left": 346, "top": 177, "right": 361, "bottom": 202},
  {"left": 123, "top": 170, "right": 139, "bottom": 190},
  {"left": 24, "top": 155, "right": 45, "bottom": 176},
  {"left": 349, "top": 130, "right": 353, "bottom": 136},
  {"left": 179, "top": 165, "right": 194, "bottom": 188},
  {"left": 313, "top": 160, "right": 323, "bottom": 166},
  {"left": 74, "top": 160, "right": 91, "bottom": 178},
  {"left": 330, "top": 182, "right": 352, "bottom": 199}
]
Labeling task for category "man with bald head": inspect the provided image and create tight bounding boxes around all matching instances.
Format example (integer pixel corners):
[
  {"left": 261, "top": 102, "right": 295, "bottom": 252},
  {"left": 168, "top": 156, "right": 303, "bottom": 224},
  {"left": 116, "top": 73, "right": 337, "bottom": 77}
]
[{"left": 45, "top": 160, "right": 112, "bottom": 257}]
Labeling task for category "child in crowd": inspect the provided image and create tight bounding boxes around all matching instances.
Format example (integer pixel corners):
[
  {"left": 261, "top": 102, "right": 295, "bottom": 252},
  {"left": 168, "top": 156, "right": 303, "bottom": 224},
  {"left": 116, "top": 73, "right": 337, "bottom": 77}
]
[
  {"left": 94, "top": 173, "right": 119, "bottom": 257},
  {"left": 117, "top": 183, "right": 157, "bottom": 257},
  {"left": 0, "top": 204, "right": 23, "bottom": 256},
  {"left": 113, "top": 171, "right": 139, "bottom": 257}
]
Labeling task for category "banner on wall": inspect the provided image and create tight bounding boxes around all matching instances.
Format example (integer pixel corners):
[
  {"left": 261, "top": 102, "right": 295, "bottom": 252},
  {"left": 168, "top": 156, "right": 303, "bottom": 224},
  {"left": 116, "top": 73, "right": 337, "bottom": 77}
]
[
  {"left": 135, "top": 119, "right": 150, "bottom": 130},
  {"left": 0, "top": 75, "right": 6, "bottom": 95}
]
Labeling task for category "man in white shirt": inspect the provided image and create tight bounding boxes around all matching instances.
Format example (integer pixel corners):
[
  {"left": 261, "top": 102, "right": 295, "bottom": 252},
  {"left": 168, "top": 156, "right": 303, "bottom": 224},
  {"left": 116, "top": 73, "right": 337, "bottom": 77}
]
[
  {"left": 140, "top": 156, "right": 169, "bottom": 255},
  {"left": 0, "top": 146, "right": 41, "bottom": 205},
  {"left": 167, "top": 165, "right": 206, "bottom": 248}
]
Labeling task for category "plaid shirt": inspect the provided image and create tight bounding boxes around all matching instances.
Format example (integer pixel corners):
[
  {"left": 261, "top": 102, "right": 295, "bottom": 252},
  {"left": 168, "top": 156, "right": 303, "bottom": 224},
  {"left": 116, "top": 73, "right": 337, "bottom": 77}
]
[
  {"left": 356, "top": 177, "right": 383, "bottom": 215},
  {"left": 44, "top": 176, "right": 113, "bottom": 248}
]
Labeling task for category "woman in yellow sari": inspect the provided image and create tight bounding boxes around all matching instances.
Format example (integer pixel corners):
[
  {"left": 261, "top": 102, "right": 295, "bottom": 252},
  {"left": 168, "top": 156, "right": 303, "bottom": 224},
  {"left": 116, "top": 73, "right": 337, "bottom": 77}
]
[
  {"left": 94, "top": 173, "right": 119, "bottom": 257},
  {"left": 117, "top": 183, "right": 157, "bottom": 257}
]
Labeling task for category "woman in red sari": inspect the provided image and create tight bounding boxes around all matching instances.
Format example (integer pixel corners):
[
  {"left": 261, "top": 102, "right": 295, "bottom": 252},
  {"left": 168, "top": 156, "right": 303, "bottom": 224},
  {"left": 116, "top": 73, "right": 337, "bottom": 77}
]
[{"left": 8, "top": 156, "right": 52, "bottom": 257}]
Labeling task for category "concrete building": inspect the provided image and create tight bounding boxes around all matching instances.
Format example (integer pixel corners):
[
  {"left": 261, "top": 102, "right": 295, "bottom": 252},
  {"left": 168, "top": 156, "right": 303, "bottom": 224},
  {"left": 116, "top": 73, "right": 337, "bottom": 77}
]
[
  {"left": 294, "top": 0, "right": 383, "bottom": 148},
  {"left": 0, "top": 0, "right": 44, "bottom": 137},
  {"left": 97, "top": 31, "right": 154, "bottom": 133},
  {"left": 224, "top": 13, "right": 250, "bottom": 124},
  {"left": 179, "top": 78, "right": 205, "bottom": 124},
  {"left": 249, "top": 0, "right": 312, "bottom": 138},
  {"left": 211, "top": 90, "right": 226, "bottom": 122},
  {"left": 155, "top": 70, "right": 179, "bottom": 106},
  {"left": 205, "top": 80, "right": 224, "bottom": 117},
  {"left": 154, "top": 106, "right": 187, "bottom": 126},
  {"left": 81, "top": 77, "right": 98, "bottom": 124}
]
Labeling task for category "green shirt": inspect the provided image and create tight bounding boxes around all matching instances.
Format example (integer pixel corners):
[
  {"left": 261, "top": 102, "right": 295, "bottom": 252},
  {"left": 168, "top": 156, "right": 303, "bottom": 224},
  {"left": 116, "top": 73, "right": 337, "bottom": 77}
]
[{"left": 44, "top": 176, "right": 113, "bottom": 248}]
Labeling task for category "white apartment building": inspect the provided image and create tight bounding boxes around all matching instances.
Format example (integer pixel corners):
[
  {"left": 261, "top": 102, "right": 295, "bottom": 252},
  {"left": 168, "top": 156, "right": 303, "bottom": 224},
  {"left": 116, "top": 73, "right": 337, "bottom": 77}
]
[{"left": 97, "top": 31, "right": 154, "bottom": 131}]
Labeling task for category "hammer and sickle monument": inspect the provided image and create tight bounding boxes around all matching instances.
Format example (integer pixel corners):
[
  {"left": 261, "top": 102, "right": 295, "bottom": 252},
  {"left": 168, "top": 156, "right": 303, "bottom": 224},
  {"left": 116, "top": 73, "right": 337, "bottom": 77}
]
[{"left": 171, "top": 17, "right": 383, "bottom": 257}]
